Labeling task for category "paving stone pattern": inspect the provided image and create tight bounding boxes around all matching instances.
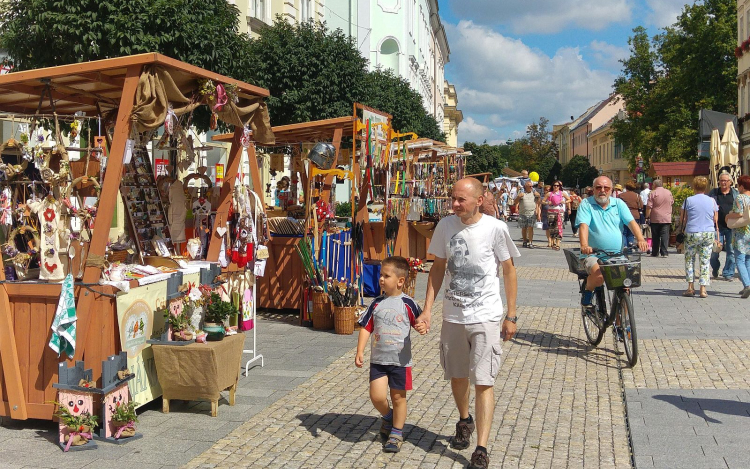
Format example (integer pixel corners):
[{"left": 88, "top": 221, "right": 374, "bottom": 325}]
[{"left": 3, "top": 221, "right": 750, "bottom": 468}]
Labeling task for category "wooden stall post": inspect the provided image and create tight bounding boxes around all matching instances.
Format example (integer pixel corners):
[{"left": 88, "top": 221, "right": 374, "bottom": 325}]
[
  {"left": 0, "top": 270, "right": 27, "bottom": 419},
  {"left": 207, "top": 128, "right": 243, "bottom": 262},
  {"left": 320, "top": 126, "right": 343, "bottom": 203},
  {"left": 73, "top": 66, "right": 141, "bottom": 363}
]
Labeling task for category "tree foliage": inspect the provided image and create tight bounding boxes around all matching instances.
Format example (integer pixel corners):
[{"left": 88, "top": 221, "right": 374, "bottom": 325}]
[
  {"left": 361, "top": 68, "right": 444, "bottom": 141},
  {"left": 245, "top": 18, "right": 368, "bottom": 125},
  {"left": 0, "top": 0, "right": 252, "bottom": 78},
  {"left": 613, "top": 0, "right": 736, "bottom": 167},
  {"left": 0, "top": 5, "right": 443, "bottom": 139},
  {"left": 560, "top": 155, "right": 600, "bottom": 188}
]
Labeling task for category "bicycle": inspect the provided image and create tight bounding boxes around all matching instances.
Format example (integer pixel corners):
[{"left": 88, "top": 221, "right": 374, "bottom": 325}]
[{"left": 563, "top": 247, "right": 642, "bottom": 367}]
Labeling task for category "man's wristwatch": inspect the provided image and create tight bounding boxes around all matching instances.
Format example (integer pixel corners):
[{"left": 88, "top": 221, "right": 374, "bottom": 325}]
[{"left": 504, "top": 316, "right": 518, "bottom": 324}]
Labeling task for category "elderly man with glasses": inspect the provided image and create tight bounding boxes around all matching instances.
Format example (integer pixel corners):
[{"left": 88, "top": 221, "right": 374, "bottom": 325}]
[
  {"left": 708, "top": 172, "right": 739, "bottom": 281},
  {"left": 576, "top": 176, "right": 648, "bottom": 309}
]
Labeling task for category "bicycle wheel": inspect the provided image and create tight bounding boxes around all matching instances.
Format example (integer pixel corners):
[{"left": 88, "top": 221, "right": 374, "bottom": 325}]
[
  {"left": 581, "top": 287, "right": 607, "bottom": 346},
  {"left": 618, "top": 291, "right": 638, "bottom": 367}
]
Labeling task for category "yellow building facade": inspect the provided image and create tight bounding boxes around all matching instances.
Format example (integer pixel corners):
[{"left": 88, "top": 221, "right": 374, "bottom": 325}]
[
  {"left": 589, "top": 118, "right": 630, "bottom": 185},
  {"left": 443, "top": 80, "right": 463, "bottom": 147},
  {"left": 232, "top": 0, "right": 325, "bottom": 38},
  {"left": 737, "top": 0, "right": 750, "bottom": 175}
]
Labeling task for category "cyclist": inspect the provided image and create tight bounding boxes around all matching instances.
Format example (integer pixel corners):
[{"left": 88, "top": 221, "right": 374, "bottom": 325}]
[{"left": 576, "top": 176, "right": 648, "bottom": 315}]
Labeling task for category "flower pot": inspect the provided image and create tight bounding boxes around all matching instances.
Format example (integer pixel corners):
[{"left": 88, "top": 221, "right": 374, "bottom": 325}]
[
  {"left": 112, "top": 420, "right": 136, "bottom": 439},
  {"left": 173, "top": 329, "right": 194, "bottom": 341},
  {"left": 64, "top": 425, "right": 92, "bottom": 446},
  {"left": 203, "top": 322, "right": 225, "bottom": 341}
]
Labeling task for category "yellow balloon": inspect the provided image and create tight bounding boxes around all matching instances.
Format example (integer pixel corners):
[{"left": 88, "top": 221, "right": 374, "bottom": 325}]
[{"left": 529, "top": 171, "right": 539, "bottom": 182}]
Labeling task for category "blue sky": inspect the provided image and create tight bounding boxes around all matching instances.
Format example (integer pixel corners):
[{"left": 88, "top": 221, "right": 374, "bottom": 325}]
[{"left": 440, "top": 0, "right": 691, "bottom": 145}]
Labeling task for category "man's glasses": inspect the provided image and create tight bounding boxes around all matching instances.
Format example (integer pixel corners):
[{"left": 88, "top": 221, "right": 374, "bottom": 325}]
[{"left": 594, "top": 185, "right": 612, "bottom": 191}]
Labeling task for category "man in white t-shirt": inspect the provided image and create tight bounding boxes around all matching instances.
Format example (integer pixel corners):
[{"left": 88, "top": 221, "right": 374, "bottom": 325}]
[{"left": 416, "top": 178, "right": 520, "bottom": 469}]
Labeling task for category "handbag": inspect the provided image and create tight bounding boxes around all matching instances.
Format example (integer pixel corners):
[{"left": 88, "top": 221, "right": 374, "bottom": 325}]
[
  {"left": 675, "top": 206, "right": 686, "bottom": 244},
  {"left": 726, "top": 202, "right": 750, "bottom": 229},
  {"left": 713, "top": 238, "right": 723, "bottom": 253}
]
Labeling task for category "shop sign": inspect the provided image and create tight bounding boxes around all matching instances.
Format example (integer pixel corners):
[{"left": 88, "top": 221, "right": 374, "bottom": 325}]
[{"left": 116, "top": 282, "right": 168, "bottom": 407}]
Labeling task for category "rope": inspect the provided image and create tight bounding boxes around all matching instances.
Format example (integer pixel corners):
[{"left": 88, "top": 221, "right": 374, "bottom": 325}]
[{"left": 85, "top": 253, "right": 109, "bottom": 270}]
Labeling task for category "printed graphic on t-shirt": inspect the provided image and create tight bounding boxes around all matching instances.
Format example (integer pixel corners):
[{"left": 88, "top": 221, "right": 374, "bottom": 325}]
[{"left": 447, "top": 234, "right": 484, "bottom": 294}]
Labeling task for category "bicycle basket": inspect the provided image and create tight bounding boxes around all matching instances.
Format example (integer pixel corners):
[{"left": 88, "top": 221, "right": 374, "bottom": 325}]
[
  {"left": 599, "top": 253, "right": 641, "bottom": 289},
  {"left": 563, "top": 248, "right": 587, "bottom": 276}
]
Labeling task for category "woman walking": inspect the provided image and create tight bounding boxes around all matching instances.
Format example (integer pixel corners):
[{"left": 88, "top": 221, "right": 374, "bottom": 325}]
[
  {"left": 727, "top": 175, "right": 750, "bottom": 298},
  {"left": 542, "top": 181, "right": 570, "bottom": 250},
  {"left": 680, "top": 176, "right": 718, "bottom": 298}
]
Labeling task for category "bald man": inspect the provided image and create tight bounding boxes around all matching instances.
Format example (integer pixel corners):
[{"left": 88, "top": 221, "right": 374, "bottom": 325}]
[{"left": 416, "top": 178, "right": 520, "bottom": 469}]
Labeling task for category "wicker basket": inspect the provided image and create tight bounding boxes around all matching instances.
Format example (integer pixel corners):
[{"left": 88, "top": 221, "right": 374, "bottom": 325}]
[
  {"left": 311, "top": 291, "right": 334, "bottom": 330},
  {"left": 333, "top": 306, "right": 356, "bottom": 335},
  {"left": 404, "top": 271, "right": 417, "bottom": 298},
  {"left": 107, "top": 249, "right": 130, "bottom": 264}
]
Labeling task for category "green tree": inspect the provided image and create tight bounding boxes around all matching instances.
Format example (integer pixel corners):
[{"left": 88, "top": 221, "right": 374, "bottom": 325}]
[
  {"left": 560, "top": 155, "right": 600, "bottom": 188},
  {"left": 245, "top": 18, "right": 368, "bottom": 125},
  {"left": 0, "top": 0, "right": 252, "bottom": 78},
  {"left": 536, "top": 157, "right": 562, "bottom": 186},
  {"left": 362, "top": 68, "right": 444, "bottom": 141},
  {"left": 613, "top": 0, "right": 736, "bottom": 166}
]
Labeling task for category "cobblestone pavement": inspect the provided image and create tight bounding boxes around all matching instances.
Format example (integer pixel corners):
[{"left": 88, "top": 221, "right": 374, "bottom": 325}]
[{"left": 4, "top": 221, "right": 749, "bottom": 468}]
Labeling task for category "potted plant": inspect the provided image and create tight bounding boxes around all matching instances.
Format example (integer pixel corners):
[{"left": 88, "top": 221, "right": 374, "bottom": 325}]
[
  {"left": 54, "top": 401, "right": 98, "bottom": 450},
  {"left": 110, "top": 400, "right": 138, "bottom": 439},
  {"left": 164, "top": 300, "right": 194, "bottom": 341},
  {"left": 203, "top": 292, "right": 237, "bottom": 341}
]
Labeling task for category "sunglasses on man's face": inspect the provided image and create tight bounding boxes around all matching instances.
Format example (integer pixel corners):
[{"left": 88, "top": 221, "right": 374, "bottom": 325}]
[{"left": 594, "top": 185, "right": 612, "bottom": 191}]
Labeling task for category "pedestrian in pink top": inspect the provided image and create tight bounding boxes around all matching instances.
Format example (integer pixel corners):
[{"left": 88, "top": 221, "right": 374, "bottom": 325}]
[{"left": 646, "top": 179, "right": 674, "bottom": 257}]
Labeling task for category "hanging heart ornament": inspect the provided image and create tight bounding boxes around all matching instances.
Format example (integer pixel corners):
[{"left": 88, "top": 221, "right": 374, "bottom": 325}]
[{"left": 216, "top": 226, "right": 227, "bottom": 237}]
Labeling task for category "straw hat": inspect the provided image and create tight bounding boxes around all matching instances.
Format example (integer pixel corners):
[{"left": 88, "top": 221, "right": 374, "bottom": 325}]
[{"left": 615, "top": 184, "right": 623, "bottom": 191}]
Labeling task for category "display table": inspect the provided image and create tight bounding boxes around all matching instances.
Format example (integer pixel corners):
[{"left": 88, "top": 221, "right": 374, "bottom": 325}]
[{"left": 152, "top": 333, "right": 245, "bottom": 417}]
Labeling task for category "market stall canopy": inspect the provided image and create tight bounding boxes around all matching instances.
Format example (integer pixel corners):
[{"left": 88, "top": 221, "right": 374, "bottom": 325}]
[
  {"left": 0, "top": 53, "right": 274, "bottom": 144},
  {"left": 212, "top": 116, "right": 356, "bottom": 144}
]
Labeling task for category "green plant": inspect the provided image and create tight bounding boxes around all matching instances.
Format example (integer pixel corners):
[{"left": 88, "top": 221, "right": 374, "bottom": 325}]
[
  {"left": 335, "top": 201, "right": 352, "bottom": 218},
  {"left": 164, "top": 306, "right": 191, "bottom": 332},
  {"left": 670, "top": 185, "right": 694, "bottom": 229},
  {"left": 111, "top": 400, "right": 138, "bottom": 424},
  {"left": 203, "top": 292, "right": 236, "bottom": 324},
  {"left": 53, "top": 401, "right": 98, "bottom": 431}
]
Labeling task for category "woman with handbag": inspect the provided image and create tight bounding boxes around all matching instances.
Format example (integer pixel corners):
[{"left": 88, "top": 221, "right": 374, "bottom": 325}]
[
  {"left": 680, "top": 176, "right": 719, "bottom": 298},
  {"left": 726, "top": 175, "right": 750, "bottom": 298}
]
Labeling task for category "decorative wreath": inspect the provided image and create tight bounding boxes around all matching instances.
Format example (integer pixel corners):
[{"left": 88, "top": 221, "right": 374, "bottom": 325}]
[{"left": 3, "top": 225, "right": 41, "bottom": 260}]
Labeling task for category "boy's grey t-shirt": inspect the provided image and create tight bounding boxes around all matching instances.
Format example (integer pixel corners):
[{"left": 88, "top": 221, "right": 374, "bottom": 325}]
[{"left": 357, "top": 293, "right": 422, "bottom": 367}]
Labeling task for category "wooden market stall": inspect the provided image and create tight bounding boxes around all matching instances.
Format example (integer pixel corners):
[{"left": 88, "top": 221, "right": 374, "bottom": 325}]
[
  {"left": 0, "top": 53, "right": 274, "bottom": 420},
  {"left": 212, "top": 116, "right": 356, "bottom": 314}
]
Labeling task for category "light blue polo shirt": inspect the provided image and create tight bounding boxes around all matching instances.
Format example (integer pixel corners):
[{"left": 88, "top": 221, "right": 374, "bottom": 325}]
[{"left": 575, "top": 196, "right": 634, "bottom": 252}]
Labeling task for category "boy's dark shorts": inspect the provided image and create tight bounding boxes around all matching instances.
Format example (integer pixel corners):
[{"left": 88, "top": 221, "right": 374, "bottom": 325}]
[{"left": 369, "top": 363, "right": 412, "bottom": 391}]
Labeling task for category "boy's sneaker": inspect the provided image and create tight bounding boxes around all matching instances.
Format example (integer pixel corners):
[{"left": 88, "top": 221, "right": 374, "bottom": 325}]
[
  {"left": 450, "top": 417, "right": 474, "bottom": 450},
  {"left": 383, "top": 434, "right": 403, "bottom": 453},
  {"left": 379, "top": 420, "right": 392, "bottom": 441},
  {"left": 468, "top": 448, "right": 490, "bottom": 469}
]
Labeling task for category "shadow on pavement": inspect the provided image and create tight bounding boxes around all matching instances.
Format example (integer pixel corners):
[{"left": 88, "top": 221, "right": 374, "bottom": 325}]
[
  {"left": 632, "top": 288, "right": 744, "bottom": 298},
  {"left": 296, "top": 413, "right": 468, "bottom": 464},
  {"left": 652, "top": 395, "right": 750, "bottom": 424},
  {"left": 513, "top": 329, "right": 621, "bottom": 369}
]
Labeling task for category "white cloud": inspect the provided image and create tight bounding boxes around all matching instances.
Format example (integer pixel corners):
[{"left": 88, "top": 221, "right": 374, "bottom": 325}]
[
  {"left": 447, "top": 0, "right": 632, "bottom": 34},
  {"left": 589, "top": 40, "right": 629, "bottom": 72},
  {"left": 645, "top": 0, "right": 686, "bottom": 28},
  {"left": 448, "top": 21, "right": 616, "bottom": 145}
]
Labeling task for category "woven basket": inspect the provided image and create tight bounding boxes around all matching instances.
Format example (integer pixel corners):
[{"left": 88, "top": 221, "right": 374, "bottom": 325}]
[
  {"left": 311, "top": 291, "right": 333, "bottom": 330},
  {"left": 404, "top": 271, "right": 417, "bottom": 298},
  {"left": 107, "top": 249, "right": 130, "bottom": 264},
  {"left": 333, "top": 306, "right": 356, "bottom": 335}
]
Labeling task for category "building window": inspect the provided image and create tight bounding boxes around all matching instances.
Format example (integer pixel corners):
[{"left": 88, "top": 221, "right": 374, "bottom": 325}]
[
  {"left": 251, "top": 0, "right": 266, "bottom": 22},
  {"left": 379, "top": 38, "right": 400, "bottom": 74},
  {"left": 741, "top": 15, "right": 745, "bottom": 44},
  {"left": 743, "top": 85, "right": 746, "bottom": 118}
]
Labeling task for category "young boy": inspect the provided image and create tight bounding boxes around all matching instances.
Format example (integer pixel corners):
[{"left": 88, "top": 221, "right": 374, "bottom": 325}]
[{"left": 355, "top": 256, "right": 424, "bottom": 453}]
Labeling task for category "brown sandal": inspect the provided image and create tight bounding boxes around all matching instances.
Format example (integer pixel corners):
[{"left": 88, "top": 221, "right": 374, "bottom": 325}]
[
  {"left": 682, "top": 288, "right": 695, "bottom": 297},
  {"left": 699, "top": 290, "right": 707, "bottom": 298}
]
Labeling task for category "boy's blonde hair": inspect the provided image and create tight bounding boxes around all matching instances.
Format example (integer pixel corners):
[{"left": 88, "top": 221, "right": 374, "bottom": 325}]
[{"left": 381, "top": 256, "right": 410, "bottom": 279}]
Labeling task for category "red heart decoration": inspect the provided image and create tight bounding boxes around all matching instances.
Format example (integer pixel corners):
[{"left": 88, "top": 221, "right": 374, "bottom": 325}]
[{"left": 44, "top": 208, "right": 55, "bottom": 222}]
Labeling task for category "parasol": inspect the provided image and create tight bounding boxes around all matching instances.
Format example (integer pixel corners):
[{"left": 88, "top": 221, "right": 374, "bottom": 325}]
[
  {"left": 709, "top": 128, "right": 720, "bottom": 190},
  {"left": 720, "top": 121, "right": 741, "bottom": 186}
]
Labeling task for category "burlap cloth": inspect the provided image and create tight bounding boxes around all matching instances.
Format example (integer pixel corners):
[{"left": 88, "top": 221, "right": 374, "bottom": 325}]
[
  {"left": 131, "top": 65, "right": 275, "bottom": 145},
  {"left": 152, "top": 333, "right": 244, "bottom": 402}
]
